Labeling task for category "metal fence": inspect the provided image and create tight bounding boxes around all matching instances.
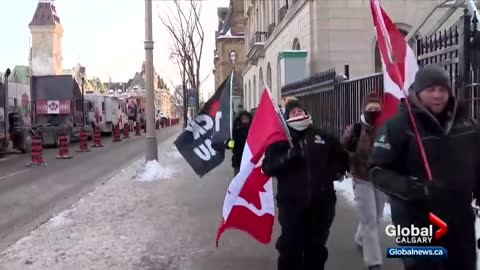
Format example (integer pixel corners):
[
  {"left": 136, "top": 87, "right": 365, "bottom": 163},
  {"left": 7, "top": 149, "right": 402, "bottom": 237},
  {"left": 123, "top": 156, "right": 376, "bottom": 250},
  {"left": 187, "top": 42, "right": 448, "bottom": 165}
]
[{"left": 281, "top": 10, "right": 480, "bottom": 139}]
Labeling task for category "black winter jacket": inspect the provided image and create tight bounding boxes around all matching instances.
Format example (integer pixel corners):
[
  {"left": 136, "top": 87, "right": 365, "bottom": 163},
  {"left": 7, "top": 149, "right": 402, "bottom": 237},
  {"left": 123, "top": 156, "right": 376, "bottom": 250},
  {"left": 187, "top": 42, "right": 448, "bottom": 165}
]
[
  {"left": 370, "top": 94, "right": 480, "bottom": 229},
  {"left": 262, "top": 126, "right": 349, "bottom": 206}
]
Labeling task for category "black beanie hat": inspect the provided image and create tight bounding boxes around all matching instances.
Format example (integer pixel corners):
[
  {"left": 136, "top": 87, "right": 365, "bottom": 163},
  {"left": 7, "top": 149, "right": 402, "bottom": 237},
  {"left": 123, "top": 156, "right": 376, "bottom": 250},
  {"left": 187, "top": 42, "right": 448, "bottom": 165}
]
[
  {"left": 284, "top": 96, "right": 305, "bottom": 120},
  {"left": 412, "top": 64, "right": 451, "bottom": 94}
]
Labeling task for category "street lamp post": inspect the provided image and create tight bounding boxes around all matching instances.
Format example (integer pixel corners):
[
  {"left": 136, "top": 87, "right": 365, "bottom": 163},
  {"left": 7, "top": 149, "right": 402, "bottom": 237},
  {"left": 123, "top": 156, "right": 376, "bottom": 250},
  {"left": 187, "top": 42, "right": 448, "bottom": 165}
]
[{"left": 144, "top": 0, "right": 158, "bottom": 161}]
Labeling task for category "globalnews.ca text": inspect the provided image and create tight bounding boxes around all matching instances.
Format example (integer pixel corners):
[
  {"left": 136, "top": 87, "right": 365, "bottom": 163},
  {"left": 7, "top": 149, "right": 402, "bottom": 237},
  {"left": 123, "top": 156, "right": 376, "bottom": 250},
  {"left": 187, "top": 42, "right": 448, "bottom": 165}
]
[{"left": 386, "top": 246, "right": 447, "bottom": 258}]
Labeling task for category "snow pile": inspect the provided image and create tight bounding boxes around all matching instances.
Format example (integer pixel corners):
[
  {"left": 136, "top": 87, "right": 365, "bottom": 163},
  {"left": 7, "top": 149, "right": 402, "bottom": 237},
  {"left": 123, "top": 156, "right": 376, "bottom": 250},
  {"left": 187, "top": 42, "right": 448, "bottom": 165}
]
[
  {"left": 166, "top": 146, "right": 182, "bottom": 159},
  {"left": 334, "top": 176, "right": 392, "bottom": 221},
  {"left": 47, "top": 209, "right": 73, "bottom": 228},
  {"left": 135, "top": 160, "right": 174, "bottom": 182}
]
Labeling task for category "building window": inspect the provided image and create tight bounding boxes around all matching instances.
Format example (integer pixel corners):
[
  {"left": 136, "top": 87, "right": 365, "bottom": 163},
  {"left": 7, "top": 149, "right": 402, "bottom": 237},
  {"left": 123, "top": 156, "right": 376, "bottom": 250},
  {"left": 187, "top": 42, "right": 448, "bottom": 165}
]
[
  {"left": 248, "top": 80, "right": 252, "bottom": 109},
  {"left": 253, "top": 75, "right": 257, "bottom": 107},
  {"left": 292, "top": 38, "right": 301, "bottom": 50},
  {"left": 266, "top": 63, "right": 272, "bottom": 89},
  {"left": 259, "top": 68, "right": 264, "bottom": 90}
]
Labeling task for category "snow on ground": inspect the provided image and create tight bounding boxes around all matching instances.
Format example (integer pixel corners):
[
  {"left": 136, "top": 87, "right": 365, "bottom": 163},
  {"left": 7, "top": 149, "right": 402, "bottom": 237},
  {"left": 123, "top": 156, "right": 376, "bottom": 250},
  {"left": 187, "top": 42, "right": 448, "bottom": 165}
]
[
  {"left": 0, "top": 136, "right": 181, "bottom": 269},
  {"left": 135, "top": 160, "right": 174, "bottom": 182}
]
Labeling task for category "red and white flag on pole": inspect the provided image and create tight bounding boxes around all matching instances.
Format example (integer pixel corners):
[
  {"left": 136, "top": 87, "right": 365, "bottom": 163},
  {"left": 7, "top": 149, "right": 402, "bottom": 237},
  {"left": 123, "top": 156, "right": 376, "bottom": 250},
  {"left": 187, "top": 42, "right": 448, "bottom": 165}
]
[
  {"left": 216, "top": 88, "right": 289, "bottom": 247},
  {"left": 370, "top": 0, "right": 419, "bottom": 127}
]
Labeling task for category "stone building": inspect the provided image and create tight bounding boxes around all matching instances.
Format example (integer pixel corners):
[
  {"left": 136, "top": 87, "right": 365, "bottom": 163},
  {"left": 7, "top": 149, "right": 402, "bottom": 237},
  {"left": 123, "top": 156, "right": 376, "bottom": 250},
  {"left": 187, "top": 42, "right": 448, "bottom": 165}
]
[
  {"left": 213, "top": 0, "right": 245, "bottom": 103},
  {"left": 29, "top": 1, "right": 64, "bottom": 76},
  {"left": 242, "top": 0, "right": 464, "bottom": 109}
]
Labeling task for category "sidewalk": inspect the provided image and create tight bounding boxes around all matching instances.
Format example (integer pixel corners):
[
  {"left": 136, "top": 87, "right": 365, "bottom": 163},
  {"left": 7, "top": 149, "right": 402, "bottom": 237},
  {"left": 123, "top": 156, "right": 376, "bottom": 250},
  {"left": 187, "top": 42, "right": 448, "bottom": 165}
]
[{"left": 0, "top": 132, "right": 404, "bottom": 270}]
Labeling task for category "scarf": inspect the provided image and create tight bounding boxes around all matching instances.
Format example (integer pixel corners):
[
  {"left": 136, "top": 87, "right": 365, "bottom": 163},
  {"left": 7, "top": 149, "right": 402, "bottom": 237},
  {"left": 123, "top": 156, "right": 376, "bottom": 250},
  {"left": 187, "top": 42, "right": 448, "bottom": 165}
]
[{"left": 286, "top": 115, "right": 313, "bottom": 131}]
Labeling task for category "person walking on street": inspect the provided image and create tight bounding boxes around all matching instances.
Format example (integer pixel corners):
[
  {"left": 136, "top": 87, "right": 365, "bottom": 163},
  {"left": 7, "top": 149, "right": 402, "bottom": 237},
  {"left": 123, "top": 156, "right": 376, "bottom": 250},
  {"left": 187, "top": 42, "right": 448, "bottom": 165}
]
[
  {"left": 262, "top": 97, "right": 349, "bottom": 270},
  {"left": 369, "top": 64, "right": 480, "bottom": 270},
  {"left": 341, "top": 93, "right": 387, "bottom": 270},
  {"left": 227, "top": 110, "right": 252, "bottom": 176}
]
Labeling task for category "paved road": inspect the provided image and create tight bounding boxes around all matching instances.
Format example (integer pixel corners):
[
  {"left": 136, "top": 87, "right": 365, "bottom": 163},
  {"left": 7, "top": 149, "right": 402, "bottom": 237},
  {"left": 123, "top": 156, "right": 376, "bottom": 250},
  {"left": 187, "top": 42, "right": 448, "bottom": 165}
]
[
  {"left": 0, "top": 130, "right": 405, "bottom": 269},
  {"left": 0, "top": 126, "right": 180, "bottom": 252}
]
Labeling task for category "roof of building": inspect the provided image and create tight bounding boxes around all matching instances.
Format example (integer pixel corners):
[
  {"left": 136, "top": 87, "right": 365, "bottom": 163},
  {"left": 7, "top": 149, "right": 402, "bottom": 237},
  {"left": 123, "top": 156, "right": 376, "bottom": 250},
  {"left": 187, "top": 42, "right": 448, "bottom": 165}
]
[
  {"left": 29, "top": 2, "right": 61, "bottom": 27},
  {"left": 9, "top": 65, "right": 30, "bottom": 84}
]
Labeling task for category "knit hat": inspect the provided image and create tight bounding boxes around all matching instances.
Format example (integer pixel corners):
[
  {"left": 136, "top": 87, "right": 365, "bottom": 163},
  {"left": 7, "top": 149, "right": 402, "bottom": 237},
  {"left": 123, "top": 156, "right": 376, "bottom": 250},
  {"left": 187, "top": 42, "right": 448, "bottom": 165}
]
[
  {"left": 283, "top": 96, "right": 306, "bottom": 120},
  {"left": 412, "top": 64, "right": 452, "bottom": 94}
]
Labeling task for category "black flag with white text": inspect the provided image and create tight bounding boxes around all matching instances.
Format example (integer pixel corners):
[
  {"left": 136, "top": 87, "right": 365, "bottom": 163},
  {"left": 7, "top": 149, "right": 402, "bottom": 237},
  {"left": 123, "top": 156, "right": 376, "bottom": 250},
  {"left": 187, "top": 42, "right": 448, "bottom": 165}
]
[{"left": 174, "top": 72, "right": 233, "bottom": 177}]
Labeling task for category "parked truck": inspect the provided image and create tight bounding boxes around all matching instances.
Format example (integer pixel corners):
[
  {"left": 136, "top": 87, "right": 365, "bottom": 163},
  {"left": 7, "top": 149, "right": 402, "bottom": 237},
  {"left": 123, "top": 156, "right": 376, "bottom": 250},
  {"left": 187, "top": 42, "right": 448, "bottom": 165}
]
[
  {"left": 84, "top": 93, "right": 121, "bottom": 134},
  {"left": 31, "top": 75, "right": 91, "bottom": 146},
  {"left": 0, "top": 69, "right": 33, "bottom": 154}
]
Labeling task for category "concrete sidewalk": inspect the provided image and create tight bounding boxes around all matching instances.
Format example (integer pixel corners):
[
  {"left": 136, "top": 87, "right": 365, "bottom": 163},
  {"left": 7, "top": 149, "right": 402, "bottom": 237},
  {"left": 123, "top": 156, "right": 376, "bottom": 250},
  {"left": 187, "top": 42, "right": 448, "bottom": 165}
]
[{"left": 0, "top": 133, "right": 403, "bottom": 270}]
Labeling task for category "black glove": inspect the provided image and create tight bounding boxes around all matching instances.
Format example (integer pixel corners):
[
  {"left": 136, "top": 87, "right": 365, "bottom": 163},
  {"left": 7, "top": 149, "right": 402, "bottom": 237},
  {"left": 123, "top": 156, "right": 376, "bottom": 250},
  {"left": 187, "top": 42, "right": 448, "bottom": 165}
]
[
  {"left": 408, "top": 178, "right": 442, "bottom": 201},
  {"left": 286, "top": 145, "right": 303, "bottom": 161}
]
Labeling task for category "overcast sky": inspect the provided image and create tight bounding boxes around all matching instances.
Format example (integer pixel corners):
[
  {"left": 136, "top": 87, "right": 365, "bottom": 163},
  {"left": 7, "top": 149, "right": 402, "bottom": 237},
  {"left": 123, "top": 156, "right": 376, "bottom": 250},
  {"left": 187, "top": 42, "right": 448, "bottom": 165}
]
[{"left": 0, "top": 0, "right": 229, "bottom": 96}]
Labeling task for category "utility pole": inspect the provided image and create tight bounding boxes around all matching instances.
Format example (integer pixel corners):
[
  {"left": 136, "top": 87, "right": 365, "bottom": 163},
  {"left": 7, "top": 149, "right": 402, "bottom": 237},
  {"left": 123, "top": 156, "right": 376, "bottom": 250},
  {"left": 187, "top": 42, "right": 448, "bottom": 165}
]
[{"left": 144, "top": 0, "right": 158, "bottom": 161}]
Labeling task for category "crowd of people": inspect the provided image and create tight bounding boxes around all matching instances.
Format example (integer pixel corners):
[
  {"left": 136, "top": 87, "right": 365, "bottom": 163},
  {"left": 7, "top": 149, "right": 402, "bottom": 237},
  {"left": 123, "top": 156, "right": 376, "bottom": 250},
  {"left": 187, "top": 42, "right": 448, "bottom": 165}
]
[{"left": 225, "top": 64, "right": 480, "bottom": 270}]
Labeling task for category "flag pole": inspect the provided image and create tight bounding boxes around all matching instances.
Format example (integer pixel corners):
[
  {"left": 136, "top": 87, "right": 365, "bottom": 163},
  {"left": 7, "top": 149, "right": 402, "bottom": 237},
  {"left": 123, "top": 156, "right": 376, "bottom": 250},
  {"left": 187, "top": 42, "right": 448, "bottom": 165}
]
[{"left": 372, "top": 0, "right": 432, "bottom": 181}]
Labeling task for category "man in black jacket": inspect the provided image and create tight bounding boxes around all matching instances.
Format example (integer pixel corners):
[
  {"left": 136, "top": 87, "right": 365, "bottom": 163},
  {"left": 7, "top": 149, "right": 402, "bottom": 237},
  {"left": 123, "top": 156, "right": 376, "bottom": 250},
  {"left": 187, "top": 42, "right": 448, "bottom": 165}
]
[
  {"left": 229, "top": 110, "right": 252, "bottom": 175},
  {"left": 369, "top": 64, "right": 480, "bottom": 270},
  {"left": 262, "top": 97, "right": 349, "bottom": 270}
]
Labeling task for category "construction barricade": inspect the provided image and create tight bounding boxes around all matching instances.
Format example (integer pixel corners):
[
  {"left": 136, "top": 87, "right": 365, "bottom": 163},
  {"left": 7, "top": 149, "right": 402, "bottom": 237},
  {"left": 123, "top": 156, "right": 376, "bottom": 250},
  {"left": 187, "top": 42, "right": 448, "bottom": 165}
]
[
  {"left": 113, "top": 124, "right": 122, "bottom": 142},
  {"left": 92, "top": 126, "right": 103, "bottom": 147},
  {"left": 26, "top": 135, "right": 46, "bottom": 167},
  {"left": 77, "top": 129, "right": 90, "bottom": 152},
  {"left": 56, "top": 134, "right": 72, "bottom": 159}
]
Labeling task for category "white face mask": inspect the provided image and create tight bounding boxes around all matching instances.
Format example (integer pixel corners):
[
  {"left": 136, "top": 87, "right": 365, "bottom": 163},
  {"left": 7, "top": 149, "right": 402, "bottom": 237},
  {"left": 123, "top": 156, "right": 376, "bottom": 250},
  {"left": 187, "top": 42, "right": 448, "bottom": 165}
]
[{"left": 286, "top": 115, "right": 313, "bottom": 131}]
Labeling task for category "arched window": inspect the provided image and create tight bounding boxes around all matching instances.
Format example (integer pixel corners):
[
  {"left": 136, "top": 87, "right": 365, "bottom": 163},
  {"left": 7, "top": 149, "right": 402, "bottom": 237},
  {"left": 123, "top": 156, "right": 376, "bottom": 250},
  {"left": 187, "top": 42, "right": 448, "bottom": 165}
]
[
  {"left": 253, "top": 75, "right": 257, "bottom": 107},
  {"left": 374, "top": 27, "right": 415, "bottom": 73},
  {"left": 248, "top": 80, "right": 252, "bottom": 109},
  {"left": 266, "top": 63, "right": 272, "bottom": 88},
  {"left": 259, "top": 68, "right": 264, "bottom": 90},
  {"left": 292, "top": 38, "right": 301, "bottom": 50}
]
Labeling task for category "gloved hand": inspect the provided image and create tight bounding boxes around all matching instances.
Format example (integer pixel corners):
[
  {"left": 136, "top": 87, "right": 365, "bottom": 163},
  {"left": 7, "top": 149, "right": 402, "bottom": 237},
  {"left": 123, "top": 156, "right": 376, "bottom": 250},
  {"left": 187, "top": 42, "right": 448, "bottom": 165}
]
[
  {"left": 225, "top": 139, "right": 234, "bottom": 149},
  {"left": 286, "top": 145, "right": 304, "bottom": 161},
  {"left": 407, "top": 177, "right": 442, "bottom": 201}
]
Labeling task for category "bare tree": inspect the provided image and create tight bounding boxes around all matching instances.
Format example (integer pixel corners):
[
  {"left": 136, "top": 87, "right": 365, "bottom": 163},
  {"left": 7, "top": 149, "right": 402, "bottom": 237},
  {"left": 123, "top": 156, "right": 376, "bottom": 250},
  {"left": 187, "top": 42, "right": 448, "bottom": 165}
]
[{"left": 158, "top": 0, "right": 204, "bottom": 123}]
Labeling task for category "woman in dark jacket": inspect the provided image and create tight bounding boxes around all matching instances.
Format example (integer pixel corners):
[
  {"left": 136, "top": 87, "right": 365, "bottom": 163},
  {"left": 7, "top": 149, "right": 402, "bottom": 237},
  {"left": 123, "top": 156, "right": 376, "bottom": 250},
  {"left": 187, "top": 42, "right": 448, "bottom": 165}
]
[{"left": 262, "top": 97, "right": 349, "bottom": 270}]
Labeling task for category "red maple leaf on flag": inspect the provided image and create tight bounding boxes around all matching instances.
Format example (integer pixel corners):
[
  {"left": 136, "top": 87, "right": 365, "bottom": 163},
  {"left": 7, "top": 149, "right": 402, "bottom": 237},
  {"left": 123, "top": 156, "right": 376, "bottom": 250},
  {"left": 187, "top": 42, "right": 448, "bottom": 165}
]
[{"left": 238, "top": 166, "right": 268, "bottom": 210}]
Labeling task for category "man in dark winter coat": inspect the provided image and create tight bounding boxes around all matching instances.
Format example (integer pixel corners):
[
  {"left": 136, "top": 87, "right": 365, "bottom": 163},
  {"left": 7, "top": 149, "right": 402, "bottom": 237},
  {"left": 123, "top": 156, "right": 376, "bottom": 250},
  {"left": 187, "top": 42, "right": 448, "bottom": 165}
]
[
  {"left": 227, "top": 110, "right": 252, "bottom": 175},
  {"left": 262, "top": 97, "right": 349, "bottom": 270},
  {"left": 369, "top": 64, "right": 480, "bottom": 270}
]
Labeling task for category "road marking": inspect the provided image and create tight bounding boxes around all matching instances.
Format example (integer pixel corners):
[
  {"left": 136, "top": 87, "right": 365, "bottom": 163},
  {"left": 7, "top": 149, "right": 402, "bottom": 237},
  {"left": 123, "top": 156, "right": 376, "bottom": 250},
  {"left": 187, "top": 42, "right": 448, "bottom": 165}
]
[
  {"left": 0, "top": 155, "right": 18, "bottom": 163},
  {"left": 0, "top": 168, "right": 30, "bottom": 182}
]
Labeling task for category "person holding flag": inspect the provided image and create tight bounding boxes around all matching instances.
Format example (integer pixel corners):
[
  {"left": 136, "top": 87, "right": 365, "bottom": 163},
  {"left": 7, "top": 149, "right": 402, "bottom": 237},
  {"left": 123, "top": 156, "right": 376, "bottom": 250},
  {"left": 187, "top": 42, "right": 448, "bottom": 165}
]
[
  {"left": 368, "top": 1, "right": 480, "bottom": 269},
  {"left": 261, "top": 97, "right": 349, "bottom": 270},
  {"left": 370, "top": 64, "right": 480, "bottom": 270}
]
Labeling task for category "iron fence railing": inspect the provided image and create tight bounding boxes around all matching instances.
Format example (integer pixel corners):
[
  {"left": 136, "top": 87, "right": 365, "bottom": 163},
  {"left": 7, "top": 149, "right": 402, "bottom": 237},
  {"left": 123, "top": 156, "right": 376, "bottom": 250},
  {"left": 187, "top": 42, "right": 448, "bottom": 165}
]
[{"left": 280, "top": 10, "right": 480, "bottom": 139}]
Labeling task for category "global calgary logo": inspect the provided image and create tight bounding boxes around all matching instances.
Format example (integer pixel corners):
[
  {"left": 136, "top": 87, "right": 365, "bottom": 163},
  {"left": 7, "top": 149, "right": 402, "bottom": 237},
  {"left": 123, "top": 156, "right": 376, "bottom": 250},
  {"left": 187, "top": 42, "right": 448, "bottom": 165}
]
[{"left": 386, "top": 213, "right": 447, "bottom": 244}]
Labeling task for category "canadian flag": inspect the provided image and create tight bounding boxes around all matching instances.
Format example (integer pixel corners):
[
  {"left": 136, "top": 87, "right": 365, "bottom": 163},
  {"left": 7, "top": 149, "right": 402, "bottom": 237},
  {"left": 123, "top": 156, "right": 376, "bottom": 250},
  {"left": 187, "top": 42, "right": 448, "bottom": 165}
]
[
  {"left": 370, "top": 0, "right": 419, "bottom": 127},
  {"left": 216, "top": 88, "right": 289, "bottom": 247}
]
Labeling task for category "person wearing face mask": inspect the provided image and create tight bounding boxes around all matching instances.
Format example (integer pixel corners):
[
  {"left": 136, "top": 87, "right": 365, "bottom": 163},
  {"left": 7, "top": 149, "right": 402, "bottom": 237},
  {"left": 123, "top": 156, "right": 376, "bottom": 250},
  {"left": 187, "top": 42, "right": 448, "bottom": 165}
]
[
  {"left": 341, "top": 93, "right": 386, "bottom": 270},
  {"left": 369, "top": 64, "right": 480, "bottom": 270},
  {"left": 227, "top": 110, "right": 252, "bottom": 176},
  {"left": 262, "top": 97, "right": 349, "bottom": 270}
]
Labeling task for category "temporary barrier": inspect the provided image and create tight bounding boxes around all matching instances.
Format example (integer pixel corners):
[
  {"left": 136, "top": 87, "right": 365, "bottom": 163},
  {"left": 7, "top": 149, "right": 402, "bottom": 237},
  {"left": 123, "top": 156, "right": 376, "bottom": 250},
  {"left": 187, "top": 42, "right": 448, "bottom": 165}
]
[
  {"left": 92, "top": 126, "right": 103, "bottom": 147},
  {"left": 113, "top": 124, "right": 122, "bottom": 142},
  {"left": 123, "top": 123, "right": 130, "bottom": 139},
  {"left": 135, "top": 122, "right": 141, "bottom": 136},
  {"left": 77, "top": 129, "right": 91, "bottom": 152},
  {"left": 56, "top": 134, "right": 72, "bottom": 159},
  {"left": 26, "top": 135, "right": 46, "bottom": 167}
]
